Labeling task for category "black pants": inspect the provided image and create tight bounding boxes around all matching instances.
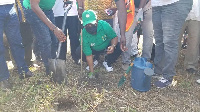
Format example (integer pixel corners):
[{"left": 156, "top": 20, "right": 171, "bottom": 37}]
[
  {"left": 55, "top": 16, "right": 80, "bottom": 61},
  {"left": 76, "top": 42, "right": 122, "bottom": 66}
]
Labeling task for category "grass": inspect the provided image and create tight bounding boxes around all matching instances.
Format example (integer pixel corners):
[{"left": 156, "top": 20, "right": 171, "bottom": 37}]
[{"left": 0, "top": 48, "right": 200, "bottom": 111}]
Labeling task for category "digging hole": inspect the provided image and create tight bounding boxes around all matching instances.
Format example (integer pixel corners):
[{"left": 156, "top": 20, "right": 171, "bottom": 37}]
[{"left": 56, "top": 97, "right": 76, "bottom": 111}]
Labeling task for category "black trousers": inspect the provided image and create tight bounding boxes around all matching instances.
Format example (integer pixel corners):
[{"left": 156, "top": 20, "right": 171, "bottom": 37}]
[
  {"left": 55, "top": 16, "right": 80, "bottom": 61},
  {"left": 76, "top": 42, "right": 122, "bottom": 66}
]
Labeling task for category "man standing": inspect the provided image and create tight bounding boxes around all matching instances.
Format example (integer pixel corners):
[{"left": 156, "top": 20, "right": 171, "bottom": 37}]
[
  {"left": 152, "top": 0, "right": 193, "bottom": 88},
  {"left": 53, "top": 0, "right": 80, "bottom": 64},
  {"left": 0, "top": 0, "right": 33, "bottom": 89},
  {"left": 23, "top": 0, "right": 66, "bottom": 75}
]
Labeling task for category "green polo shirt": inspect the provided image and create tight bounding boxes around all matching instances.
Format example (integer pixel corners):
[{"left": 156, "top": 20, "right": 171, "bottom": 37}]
[
  {"left": 82, "top": 20, "right": 117, "bottom": 56},
  {"left": 23, "top": 0, "right": 56, "bottom": 10}
]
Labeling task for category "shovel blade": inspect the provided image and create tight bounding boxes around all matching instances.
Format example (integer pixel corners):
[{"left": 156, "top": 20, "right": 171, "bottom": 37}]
[
  {"left": 49, "top": 59, "right": 67, "bottom": 84},
  {"left": 118, "top": 76, "right": 126, "bottom": 87}
]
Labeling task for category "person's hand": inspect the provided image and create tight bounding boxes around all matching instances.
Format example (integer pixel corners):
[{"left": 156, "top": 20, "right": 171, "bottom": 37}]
[
  {"left": 107, "top": 45, "right": 115, "bottom": 54},
  {"left": 136, "top": 8, "right": 143, "bottom": 21},
  {"left": 53, "top": 27, "right": 66, "bottom": 42},
  {"left": 105, "top": 8, "right": 117, "bottom": 16},
  {"left": 120, "top": 36, "right": 128, "bottom": 52}
]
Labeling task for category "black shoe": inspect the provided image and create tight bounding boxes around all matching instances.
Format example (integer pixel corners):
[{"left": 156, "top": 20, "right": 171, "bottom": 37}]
[
  {"left": 186, "top": 68, "right": 197, "bottom": 74},
  {"left": 74, "top": 59, "right": 81, "bottom": 65},
  {"left": 0, "top": 79, "right": 11, "bottom": 90},
  {"left": 27, "top": 61, "right": 34, "bottom": 67},
  {"left": 19, "top": 71, "right": 34, "bottom": 79}
]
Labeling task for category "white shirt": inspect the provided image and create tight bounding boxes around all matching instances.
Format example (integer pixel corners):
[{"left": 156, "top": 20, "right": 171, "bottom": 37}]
[
  {"left": 0, "top": 0, "right": 15, "bottom": 5},
  {"left": 52, "top": 0, "right": 78, "bottom": 17},
  {"left": 186, "top": 0, "right": 200, "bottom": 21},
  {"left": 151, "top": 0, "right": 179, "bottom": 7}
]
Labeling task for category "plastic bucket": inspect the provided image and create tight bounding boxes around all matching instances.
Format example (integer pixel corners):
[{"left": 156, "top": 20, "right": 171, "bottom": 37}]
[{"left": 131, "top": 57, "right": 153, "bottom": 92}]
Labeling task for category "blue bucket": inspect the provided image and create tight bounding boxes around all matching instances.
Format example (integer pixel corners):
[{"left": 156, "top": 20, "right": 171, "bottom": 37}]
[{"left": 131, "top": 57, "right": 153, "bottom": 92}]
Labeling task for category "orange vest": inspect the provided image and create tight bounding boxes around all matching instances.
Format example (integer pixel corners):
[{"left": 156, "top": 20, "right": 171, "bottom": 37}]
[{"left": 125, "top": 0, "right": 135, "bottom": 32}]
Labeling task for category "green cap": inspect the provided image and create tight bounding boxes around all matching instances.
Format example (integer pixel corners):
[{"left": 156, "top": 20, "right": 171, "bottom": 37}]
[{"left": 82, "top": 10, "right": 97, "bottom": 26}]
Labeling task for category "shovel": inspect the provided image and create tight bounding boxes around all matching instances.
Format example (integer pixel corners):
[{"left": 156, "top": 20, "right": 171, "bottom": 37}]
[{"left": 49, "top": 1, "right": 73, "bottom": 84}]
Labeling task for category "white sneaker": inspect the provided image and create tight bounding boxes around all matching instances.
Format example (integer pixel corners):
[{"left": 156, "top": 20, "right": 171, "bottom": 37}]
[
  {"left": 103, "top": 61, "right": 113, "bottom": 72},
  {"left": 197, "top": 79, "right": 200, "bottom": 84},
  {"left": 86, "top": 60, "right": 98, "bottom": 71}
]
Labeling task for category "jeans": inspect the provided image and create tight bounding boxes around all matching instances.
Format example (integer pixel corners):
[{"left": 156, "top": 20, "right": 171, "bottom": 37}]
[
  {"left": 152, "top": 0, "right": 192, "bottom": 80},
  {"left": 0, "top": 5, "right": 29, "bottom": 81},
  {"left": 55, "top": 16, "right": 80, "bottom": 61},
  {"left": 24, "top": 9, "right": 58, "bottom": 70}
]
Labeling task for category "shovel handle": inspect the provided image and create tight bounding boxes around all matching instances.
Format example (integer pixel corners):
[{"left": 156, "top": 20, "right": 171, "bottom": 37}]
[
  {"left": 124, "top": 62, "right": 134, "bottom": 76},
  {"left": 56, "top": 3, "right": 73, "bottom": 59}
]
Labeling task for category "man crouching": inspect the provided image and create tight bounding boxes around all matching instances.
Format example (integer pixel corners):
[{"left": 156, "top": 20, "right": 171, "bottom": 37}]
[{"left": 76, "top": 10, "right": 122, "bottom": 78}]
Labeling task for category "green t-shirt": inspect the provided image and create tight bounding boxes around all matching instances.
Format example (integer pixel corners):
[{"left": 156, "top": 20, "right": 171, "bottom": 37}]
[
  {"left": 82, "top": 20, "right": 117, "bottom": 56},
  {"left": 23, "top": 0, "right": 56, "bottom": 10}
]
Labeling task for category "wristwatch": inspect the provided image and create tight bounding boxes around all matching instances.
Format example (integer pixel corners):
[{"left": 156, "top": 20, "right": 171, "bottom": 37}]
[{"left": 112, "top": 44, "right": 116, "bottom": 49}]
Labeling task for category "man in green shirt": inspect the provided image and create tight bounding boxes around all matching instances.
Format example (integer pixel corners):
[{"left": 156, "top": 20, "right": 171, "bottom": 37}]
[
  {"left": 23, "top": 0, "right": 66, "bottom": 75},
  {"left": 76, "top": 10, "right": 122, "bottom": 77}
]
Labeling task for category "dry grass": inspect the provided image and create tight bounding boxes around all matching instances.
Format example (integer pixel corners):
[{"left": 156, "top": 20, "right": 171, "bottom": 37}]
[
  {"left": 1, "top": 36, "right": 200, "bottom": 112},
  {"left": 0, "top": 49, "right": 200, "bottom": 112}
]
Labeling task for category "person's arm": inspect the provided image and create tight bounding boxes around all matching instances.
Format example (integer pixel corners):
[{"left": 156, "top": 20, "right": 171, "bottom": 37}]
[
  {"left": 115, "top": 0, "right": 127, "bottom": 52},
  {"left": 86, "top": 55, "right": 94, "bottom": 73},
  {"left": 107, "top": 37, "right": 118, "bottom": 54},
  {"left": 77, "top": 0, "right": 84, "bottom": 18},
  {"left": 30, "top": 0, "right": 66, "bottom": 42},
  {"left": 136, "top": 0, "right": 148, "bottom": 21}
]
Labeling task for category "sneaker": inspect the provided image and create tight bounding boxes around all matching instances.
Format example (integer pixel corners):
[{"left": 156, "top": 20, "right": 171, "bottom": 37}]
[
  {"left": 186, "top": 68, "right": 197, "bottom": 75},
  {"left": 103, "top": 61, "right": 113, "bottom": 72},
  {"left": 152, "top": 73, "right": 162, "bottom": 79},
  {"left": 86, "top": 60, "right": 98, "bottom": 71},
  {"left": 19, "top": 71, "right": 34, "bottom": 79},
  {"left": 197, "top": 79, "right": 200, "bottom": 84},
  {"left": 74, "top": 59, "right": 81, "bottom": 65},
  {"left": 154, "top": 77, "right": 172, "bottom": 88}
]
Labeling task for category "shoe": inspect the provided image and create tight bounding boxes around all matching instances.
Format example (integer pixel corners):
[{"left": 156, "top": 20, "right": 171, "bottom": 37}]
[
  {"left": 154, "top": 77, "right": 172, "bottom": 88},
  {"left": 0, "top": 79, "right": 11, "bottom": 90},
  {"left": 186, "top": 68, "right": 197, "bottom": 75},
  {"left": 152, "top": 73, "right": 162, "bottom": 79},
  {"left": 103, "top": 61, "right": 113, "bottom": 72},
  {"left": 86, "top": 60, "right": 98, "bottom": 71},
  {"left": 122, "top": 63, "right": 129, "bottom": 71},
  {"left": 197, "top": 79, "right": 200, "bottom": 84},
  {"left": 19, "top": 71, "right": 34, "bottom": 79},
  {"left": 75, "top": 59, "right": 81, "bottom": 65}
]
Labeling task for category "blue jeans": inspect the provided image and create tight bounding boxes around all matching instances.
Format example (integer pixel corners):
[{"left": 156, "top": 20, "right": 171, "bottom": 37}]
[
  {"left": 24, "top": 9, "right": 58, "bottom": 70},
  {"left": 152, "top": 0, "right": 192, "bottom": 80},
  {"left": 0, "top": 4, "right": 29, "bottom": 81}
]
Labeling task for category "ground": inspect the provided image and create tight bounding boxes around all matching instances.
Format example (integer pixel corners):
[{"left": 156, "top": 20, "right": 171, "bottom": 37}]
[{"left": 0, "top": 40, "right": 200, "bottom": 112}]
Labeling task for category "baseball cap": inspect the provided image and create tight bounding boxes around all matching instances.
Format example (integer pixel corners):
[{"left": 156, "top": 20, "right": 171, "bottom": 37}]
[{"left": 82, "top": 10, "right": 97, "bottom": 26}]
